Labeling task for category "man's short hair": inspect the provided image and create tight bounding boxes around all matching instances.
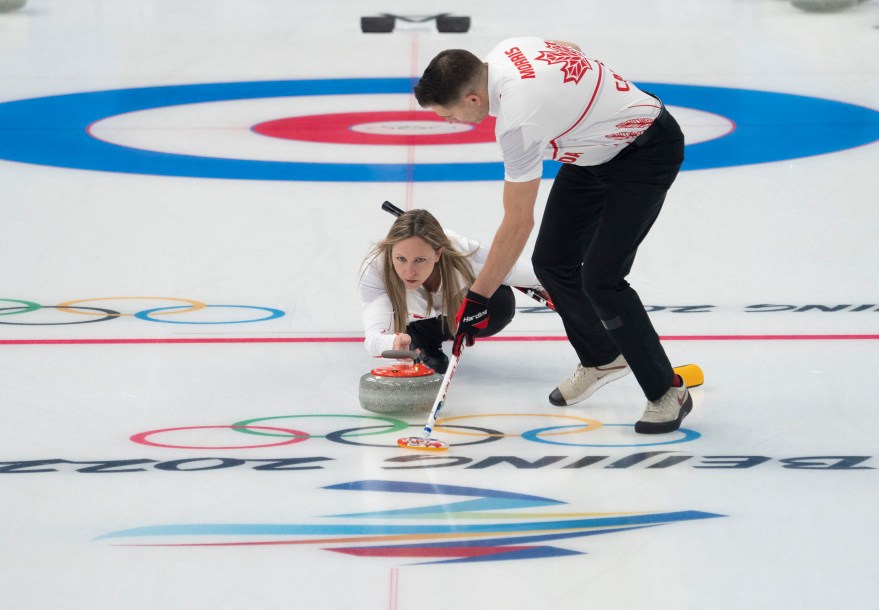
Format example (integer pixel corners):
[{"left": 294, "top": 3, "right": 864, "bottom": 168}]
[{"left": 413, "top": 49, "right": 483, "bottom": 108}]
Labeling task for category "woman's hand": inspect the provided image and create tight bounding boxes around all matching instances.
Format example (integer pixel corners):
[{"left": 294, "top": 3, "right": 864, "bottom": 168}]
[{"left": 392, "top": 333, "right": 411, "bottom": 351}]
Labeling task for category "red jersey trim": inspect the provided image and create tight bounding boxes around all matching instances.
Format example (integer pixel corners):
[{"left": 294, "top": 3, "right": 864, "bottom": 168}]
[{"left": 549, "top": 61, "right": 604, "bottom": 160}]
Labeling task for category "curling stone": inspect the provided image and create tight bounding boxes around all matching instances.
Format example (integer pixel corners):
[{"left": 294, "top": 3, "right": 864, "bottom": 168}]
[
  {"left": 0, "top": 0, "right": 27, "bottom": 12},
  {"left": 358, "top": 351, "right": 443, "bottom": 414},
  {"left": 360, "top": 14, "right": 395, "bottom": 33},
  {"left": 435, "top": 14, "right": 470, "bottom": 33},
  {"left": 790, "top": 0, "right": 857, "bottom": 11}
]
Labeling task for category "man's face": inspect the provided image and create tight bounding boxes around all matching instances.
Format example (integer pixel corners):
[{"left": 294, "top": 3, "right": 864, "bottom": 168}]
[{"left": 429, "top": 93, "right": 488, "bottom": 125}]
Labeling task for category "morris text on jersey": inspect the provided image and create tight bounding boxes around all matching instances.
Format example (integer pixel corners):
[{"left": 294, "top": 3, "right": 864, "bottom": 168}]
[{"left": 504, "top": 47, "right": 536, "bottom": 80}]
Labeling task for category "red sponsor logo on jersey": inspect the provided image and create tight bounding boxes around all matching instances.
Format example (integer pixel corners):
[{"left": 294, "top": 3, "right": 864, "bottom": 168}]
[
  {"left": 504, "top": 46, "right": 536, "bottom": 80},
  {"left": 557, "top": 151, "right": 583, "bottom": 163},
  {"left": 606, "top": 131, "right": 644, "bottom": 141},
  {"left": 616, "top": 118, "right": 654, "bottom": 129},
  {"left": 534, "top": 41, "right": 592, "bottom": 84}
]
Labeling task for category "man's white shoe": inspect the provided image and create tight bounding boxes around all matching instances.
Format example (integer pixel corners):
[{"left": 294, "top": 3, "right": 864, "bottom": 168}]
[
  {"left": 635, "top": 375, "right": 693, "bottom": 434},
  {"left": 549, "top": 354, "right": 630, "bottom": 406}
]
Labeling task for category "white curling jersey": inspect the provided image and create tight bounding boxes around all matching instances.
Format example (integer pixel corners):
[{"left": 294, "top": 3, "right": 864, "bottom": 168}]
[{"left": 485, "top": 37, "right": 662, "bottom": 182}]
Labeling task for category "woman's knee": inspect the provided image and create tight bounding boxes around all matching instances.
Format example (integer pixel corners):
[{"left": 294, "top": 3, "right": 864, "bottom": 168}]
[{"left": 482, "top": 285, "right": 516, "bottom": 337}]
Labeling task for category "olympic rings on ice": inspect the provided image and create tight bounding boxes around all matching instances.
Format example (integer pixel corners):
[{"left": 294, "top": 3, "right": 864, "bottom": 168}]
[
  {"left": 230, "top": 414, "right": 409, "bottom": 439},
  {"left": 433, "top": 413, "right": 603, "bottom": 438},
  {"left": 0, "top": 297, "right": 284, "bottom": 325},
  {"left": 56, "top": 297, "right": 206, "bottom": 317},
  {"left": 521, "top": 423, "right": 701, "bottom": 448},
  {"left": 131, "top": 425, "right": 311, "bottom": 450},
  {"left": 130, "top": 413, "right": 700, "bottom": 450}
]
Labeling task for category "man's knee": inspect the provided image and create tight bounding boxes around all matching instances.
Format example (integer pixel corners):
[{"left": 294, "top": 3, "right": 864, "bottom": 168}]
[
  {"left": 532, "top": 256, "right": 581, "bottom": 284},
  {"left": 581, "top": 269, "right": 628, "bottom": 308}
]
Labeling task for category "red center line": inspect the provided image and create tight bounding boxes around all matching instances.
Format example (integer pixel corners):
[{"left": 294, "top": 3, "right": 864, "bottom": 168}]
[
  {"left": 405, "top": 32, "right": 420, "bottom": 211},
  {"left": 1, "top": 334, "right": 878, "bottom": 346},
  {"left": 389, "top": 567, "right": 399, "bottom": 610}
]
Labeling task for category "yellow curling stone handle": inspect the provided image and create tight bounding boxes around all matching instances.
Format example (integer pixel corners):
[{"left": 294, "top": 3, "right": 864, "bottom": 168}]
[{"left": 673, "top": 364, "right": 704, "bottom": 388}]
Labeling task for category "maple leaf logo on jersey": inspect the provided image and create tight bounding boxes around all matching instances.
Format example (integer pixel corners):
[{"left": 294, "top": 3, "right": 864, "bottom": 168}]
[{"left": 534, "top": 41, "right": 592, "bottom": 84}]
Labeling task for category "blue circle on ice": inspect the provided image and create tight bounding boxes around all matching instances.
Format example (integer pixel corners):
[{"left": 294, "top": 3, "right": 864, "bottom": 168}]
[{"left": 0, "top": 78, "right": 876, "bottom": 181}]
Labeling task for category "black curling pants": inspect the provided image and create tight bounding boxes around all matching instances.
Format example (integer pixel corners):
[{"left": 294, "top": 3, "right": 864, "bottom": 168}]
[
  {"left": 531, "top": 105, "right": 685, "bottom": 402},
  {"left": 405, "top": 284, "right": 516, "bottom": 350}
]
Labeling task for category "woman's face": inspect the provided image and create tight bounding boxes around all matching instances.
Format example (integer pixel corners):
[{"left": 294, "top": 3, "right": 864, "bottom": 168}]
[{"left": 391, "top": 236, "right": 442, "bottom": 290}]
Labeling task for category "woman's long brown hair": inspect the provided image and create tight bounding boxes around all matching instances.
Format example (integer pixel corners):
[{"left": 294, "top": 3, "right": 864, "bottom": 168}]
[{"left": 364, "top": 209, "right": 476, "bottom": 333}]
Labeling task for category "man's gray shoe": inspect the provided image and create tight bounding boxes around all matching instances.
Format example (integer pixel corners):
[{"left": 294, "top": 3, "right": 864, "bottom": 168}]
[
  {"left": 549, "top": 354, "right": 630, "bottom": 406},
  {"left": 635, "top": 376, "right": 693, "bottom": 434}
]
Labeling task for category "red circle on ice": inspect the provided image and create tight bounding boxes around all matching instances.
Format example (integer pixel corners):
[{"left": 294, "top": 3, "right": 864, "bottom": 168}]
[{"left": 252, "top": 111, "right": 497, "bottom": 145}]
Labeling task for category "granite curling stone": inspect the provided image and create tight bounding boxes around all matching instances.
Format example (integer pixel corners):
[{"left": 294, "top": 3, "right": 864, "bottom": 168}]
[
  {"left": 0, "top": 0, "right": 28, "bottom": 11},
  {"left": 791, "top": 0, "right": 858, "bottom": 11},
  {"left": 359, "top": 351, "right": 443, "bottom": 414}
]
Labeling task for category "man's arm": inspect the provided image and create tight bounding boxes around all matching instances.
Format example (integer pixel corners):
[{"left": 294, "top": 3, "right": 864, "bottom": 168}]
[{"left": 469, "top": 178, "right": 541, "bottom": 298}]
